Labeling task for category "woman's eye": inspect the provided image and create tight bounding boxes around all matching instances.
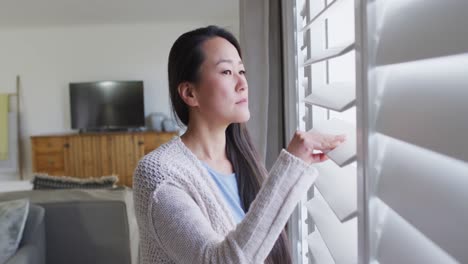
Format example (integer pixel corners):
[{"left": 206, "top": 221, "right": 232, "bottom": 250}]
[
  {"left": 222, "top": 70, "right": 232, "bottom": 75},
  {"left": 239, "top": 70, "right": 246, "bottom": 75}
]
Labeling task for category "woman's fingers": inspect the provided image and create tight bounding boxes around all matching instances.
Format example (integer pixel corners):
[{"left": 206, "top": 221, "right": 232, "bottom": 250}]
[
  {"left": 313, "top": 135, "right": 346, "bottom": 151},
  {"left": 311, "top": 153, "right": 328, "bottom": 162},
  {"left": 309, "top": 133, "right": 346, "bottom": 162},
  {"left": 286, "top": 130, "right": 347, "bottom": 164},
  {"left": 333, "top": 135, "right": 347, "bottom": 146}
]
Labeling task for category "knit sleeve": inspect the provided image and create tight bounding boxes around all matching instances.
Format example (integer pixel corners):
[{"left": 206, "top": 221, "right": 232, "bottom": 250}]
[{"left": 150, "top": 149, "right": 318, "bottom": 264}]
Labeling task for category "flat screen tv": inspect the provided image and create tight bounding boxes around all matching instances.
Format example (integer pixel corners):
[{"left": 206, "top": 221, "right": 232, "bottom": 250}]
[{"left": 70, "top": 81, "right": 145, "bottom": 131}]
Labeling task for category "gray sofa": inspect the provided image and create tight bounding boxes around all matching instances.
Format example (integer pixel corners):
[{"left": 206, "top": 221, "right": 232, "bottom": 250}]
[
  {"left": 5, "top": 204, "right": 46, "bottom": 264},
  {"left": 0, "top": 188, "right": 138, "bottom": 264}
]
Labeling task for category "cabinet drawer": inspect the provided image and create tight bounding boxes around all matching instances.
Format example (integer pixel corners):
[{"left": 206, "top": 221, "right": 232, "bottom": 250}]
[
  {"left": 35, "top": 154, "right": 64, "bottom": 171},
  {"left": 33, "top": 137, "right": 65, "bottom": 154}
]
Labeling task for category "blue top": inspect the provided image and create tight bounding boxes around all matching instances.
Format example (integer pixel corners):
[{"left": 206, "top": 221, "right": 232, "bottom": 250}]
[{"left": 201, "top": 162, "right": 246, "bottom": 224}]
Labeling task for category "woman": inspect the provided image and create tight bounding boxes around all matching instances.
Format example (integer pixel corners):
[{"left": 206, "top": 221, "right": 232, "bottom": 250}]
[{"left": 133, "top": 25, "right": 345, "bottom": 264}]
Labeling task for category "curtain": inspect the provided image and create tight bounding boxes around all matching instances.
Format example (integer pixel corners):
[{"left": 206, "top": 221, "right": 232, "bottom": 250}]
[{"left": 239, "top": 0, "right": 285, "bottom": 169}]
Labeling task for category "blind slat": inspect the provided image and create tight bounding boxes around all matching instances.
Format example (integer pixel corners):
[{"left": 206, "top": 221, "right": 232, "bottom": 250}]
[
  {"left": 302, "top": 43, "right": 354, "bottom": 66},
  {"left": 307, "top": 229, "right": 335, "bottom": 264},
  {"left": 374, "top": 199, "right": 458, "bottom": 264},
  {"left": 310, "top": 118, "right": 356, "bottom": 167},
  {"left": 375, "top": 54, "right": 468, "bottom": 163},
  {"left": 306, "top": 189, "right": 357, "bottom": 264},
  {"left": 375, "top": 1, "right": 468, "bottom": 66},
  {"left": 315, "top": 160, "right": 357, "bottom": 222},
  {"left": 376, "top": 134, "right": 468, "bottom": 263},
  {"left": 303, "top": 83, "right": 355, "bottom": 112}
]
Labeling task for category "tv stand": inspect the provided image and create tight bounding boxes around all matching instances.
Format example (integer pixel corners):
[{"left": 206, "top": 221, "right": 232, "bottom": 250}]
[
  {"left": 78, "top": 127, "right": 143, "bottom": 134},
  {"left": 31, "top": 131, "right": 177, "bottom": 187}
]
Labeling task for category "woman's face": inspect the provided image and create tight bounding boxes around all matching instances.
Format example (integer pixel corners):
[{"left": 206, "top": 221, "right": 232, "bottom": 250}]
[{"left": 193, "top": 37, "right": 250, "bottom": 126}]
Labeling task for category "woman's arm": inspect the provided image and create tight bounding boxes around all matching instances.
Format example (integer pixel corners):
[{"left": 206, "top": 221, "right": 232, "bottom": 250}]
[{"left": 150, "top": 149, "right": 317, "bottom": 264}]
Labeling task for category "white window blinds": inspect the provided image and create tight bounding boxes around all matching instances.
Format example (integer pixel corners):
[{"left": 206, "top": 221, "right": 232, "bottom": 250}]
[
  {"left": 284, "top": 0, "right": 468, "bottom": 263},
  {"left": 358, "top": 1, "right": 468, "bottom": 263},
  {"left": 289, "top": 0, "right": 358, "bottom": 263}
]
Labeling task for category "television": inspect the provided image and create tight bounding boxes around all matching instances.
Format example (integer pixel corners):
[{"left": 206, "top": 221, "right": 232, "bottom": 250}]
[{"left": 70, "top": 81, "right": 145, "bottom": 131}]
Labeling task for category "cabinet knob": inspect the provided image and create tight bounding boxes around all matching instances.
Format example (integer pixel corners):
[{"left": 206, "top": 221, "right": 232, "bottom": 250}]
[
  {"left": 138, "top": 141, "right": 144, "bottom": 146},
  {"left": 64, "top": 143, "right": 70, "bottom": 148}
]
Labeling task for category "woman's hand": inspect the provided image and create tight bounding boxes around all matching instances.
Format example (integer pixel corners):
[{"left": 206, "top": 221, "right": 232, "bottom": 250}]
[{"left": 286, "top": 130, "right": 346, "bottom": 164}]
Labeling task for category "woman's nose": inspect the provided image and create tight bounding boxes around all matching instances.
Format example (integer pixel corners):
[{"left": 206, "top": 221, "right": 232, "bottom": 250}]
[{"left": 235, "top": 74, "right": 248, "bottom": 91}]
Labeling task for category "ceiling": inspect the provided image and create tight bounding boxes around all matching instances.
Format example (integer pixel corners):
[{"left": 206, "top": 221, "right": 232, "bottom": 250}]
[{"left": 0, "top": 0, "right": 239, "bottom": 28}]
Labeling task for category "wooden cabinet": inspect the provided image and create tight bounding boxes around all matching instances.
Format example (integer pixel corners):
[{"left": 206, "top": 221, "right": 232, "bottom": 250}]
[
  {"left": 31, "top": 131, "right": 177, "bottom": 187},
  {"left": 31, "top": 136, "right": 66, "bottom": 176}
]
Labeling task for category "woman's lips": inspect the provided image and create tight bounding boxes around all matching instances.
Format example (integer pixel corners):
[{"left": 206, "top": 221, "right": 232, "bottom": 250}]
[{"left": 236, "top": 98, "right": 248, "bottom": 104}]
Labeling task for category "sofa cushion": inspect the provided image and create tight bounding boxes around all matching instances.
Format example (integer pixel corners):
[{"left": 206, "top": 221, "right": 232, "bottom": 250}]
[
  {"left": 0, "top": 199, "right": 29, "bottom": 264},
  {"left": 41, "top": 200, "right": 131, "bottom": 264},
  {"left": 32, "top": 174, "right": 118, "bottom": 190}
]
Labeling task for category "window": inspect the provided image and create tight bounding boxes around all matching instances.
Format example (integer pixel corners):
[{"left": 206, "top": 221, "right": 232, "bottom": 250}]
[
  {"left": 283, "top": 0, "right": 468, "bottom": 263},
  {"left": 284, "top": 0, "right": 357, "bottom": 263}
]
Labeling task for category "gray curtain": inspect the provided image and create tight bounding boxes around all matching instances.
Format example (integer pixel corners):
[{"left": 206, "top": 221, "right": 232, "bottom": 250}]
[{"left": 239, "top": 0, "right": 285, "bottom": 169}]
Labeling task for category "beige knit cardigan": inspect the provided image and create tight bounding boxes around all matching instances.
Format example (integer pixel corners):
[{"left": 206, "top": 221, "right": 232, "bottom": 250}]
[{"left": 133, "top": 137, "right": 317, "bottom": 264}]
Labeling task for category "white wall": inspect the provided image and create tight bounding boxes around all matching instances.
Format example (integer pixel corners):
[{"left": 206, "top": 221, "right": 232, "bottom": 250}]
[{"left": 0, "top": 21, "right": 239, "bottom": 180}]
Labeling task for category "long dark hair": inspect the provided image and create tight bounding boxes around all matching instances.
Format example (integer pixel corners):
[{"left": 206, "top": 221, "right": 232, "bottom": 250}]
[{"left": 168, "top": 25, "right": 292, "bottom": 264}]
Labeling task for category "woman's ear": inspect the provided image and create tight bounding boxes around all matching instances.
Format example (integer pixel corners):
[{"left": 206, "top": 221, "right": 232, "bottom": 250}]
[{"left": 178, "top": 82, "right": 199, "bottom": 107}]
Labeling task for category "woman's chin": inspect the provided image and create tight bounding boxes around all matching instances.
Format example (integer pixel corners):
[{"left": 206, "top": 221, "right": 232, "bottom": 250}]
[{"left": 233, "top": 111, "right": 250, "bottom": 123}]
